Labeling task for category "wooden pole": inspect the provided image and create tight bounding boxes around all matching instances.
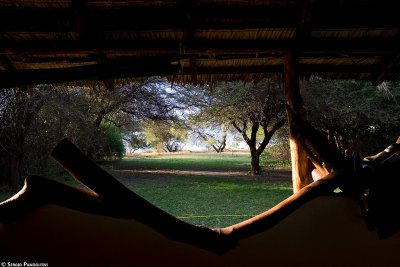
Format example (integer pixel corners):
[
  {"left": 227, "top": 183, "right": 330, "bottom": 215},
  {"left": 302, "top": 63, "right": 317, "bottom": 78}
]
[{"left": 284, "top": 50, "right": 310, "bottom": 193}]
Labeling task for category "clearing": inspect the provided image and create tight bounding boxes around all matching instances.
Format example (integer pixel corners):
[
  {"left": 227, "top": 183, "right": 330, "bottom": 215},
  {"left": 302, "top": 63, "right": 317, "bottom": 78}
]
[
  {"left": 107, "top": 151, "right": 292, "bottom": 228},
  {"left": 1, "top": 151, "right": 293, "bottom": 228}
]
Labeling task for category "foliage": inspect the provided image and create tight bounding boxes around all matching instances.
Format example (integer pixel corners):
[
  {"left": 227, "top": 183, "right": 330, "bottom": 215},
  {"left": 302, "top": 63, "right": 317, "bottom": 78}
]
[
  {"left": 302, "top": 79, "right": 400, "bottom": 157},
  {"left": 261, "top": 126, "right": 291, "bottom": 166},
  {"left": 177, "top": 79, "right": 286, "bottom": 174},
  {"left": 0, "top": 86, "right": 53, "bottom": 186},
  {"left": 99, "top": 124, "right": 126, "bottom": 160},
  {"left": 0, "top": 78, "right": 177, "bottom": 187},
  {"left": 189, "top": 123, "right": 231, "bottom": 153},
  {"left": 125, "top": 132, "right": 148, "bottom": 153},
  {"left": 142, "top": 120, "right": 188, "bottom": 152}
]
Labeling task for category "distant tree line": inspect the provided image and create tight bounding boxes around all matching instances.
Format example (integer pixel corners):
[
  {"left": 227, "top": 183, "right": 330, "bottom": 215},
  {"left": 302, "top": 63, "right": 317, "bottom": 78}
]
[{"left": 1, "top": 76, "right": 399, "bottom": 187}]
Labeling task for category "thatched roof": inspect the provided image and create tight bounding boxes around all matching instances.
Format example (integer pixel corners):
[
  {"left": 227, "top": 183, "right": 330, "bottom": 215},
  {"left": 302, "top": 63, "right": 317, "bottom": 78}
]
[{"left": 1, "top": 0, "right": 400, "bottom": 87}]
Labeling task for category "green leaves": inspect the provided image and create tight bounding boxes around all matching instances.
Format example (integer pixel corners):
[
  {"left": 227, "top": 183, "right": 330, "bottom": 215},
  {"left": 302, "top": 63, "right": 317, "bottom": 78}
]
[
  {"left": 142, "top": 120, "right": 188, "bottom": 152},
  {"left": 302, "top": 79, "right": 400, "bottom": 156}
]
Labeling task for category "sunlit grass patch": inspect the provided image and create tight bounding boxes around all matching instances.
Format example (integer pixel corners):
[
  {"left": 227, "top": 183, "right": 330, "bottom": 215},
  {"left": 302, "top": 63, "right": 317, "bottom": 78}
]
[{"left": 115, "top": 152, "right": 252, "bottom": 171}]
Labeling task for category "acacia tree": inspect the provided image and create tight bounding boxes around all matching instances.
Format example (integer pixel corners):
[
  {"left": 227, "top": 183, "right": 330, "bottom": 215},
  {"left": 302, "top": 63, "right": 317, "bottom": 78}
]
[
  {"left": 0, "top": 86, "right": 51, "bottom": 187},
  {"left": 180, "top": 79, "right": 286, "bottom": 174},
  {"left": 124, "top": 132, "right": 148, "bottom": 153},
  {"left": 142, "top": 120, "right": 187, "bottom": 152},
  {"left": 189, "top": 123, "right": 230, "bottom": 153},
  {"left": 71, "top": 78, "right": 176, "bottom": 159},
  {"left": 0, "top": 78, "right": 178, "bottom": 187}
]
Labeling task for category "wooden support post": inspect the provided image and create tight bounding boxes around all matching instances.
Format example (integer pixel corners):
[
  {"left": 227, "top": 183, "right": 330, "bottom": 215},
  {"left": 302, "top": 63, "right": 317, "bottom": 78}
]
[{"left": 284, "top": 50, "right": 310, "bottom": 193}]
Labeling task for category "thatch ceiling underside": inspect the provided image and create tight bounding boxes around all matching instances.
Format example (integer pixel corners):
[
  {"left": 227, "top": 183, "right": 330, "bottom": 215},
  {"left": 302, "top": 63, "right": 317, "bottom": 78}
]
[{"left": 1, "top": 0, "right": 400, "bottom": 87}]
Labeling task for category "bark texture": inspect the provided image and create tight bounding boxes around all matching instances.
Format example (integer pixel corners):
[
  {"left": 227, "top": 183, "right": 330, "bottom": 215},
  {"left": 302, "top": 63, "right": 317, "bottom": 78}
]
[{"left": 284, "top": 50, "right": 310, "bottom": 192}]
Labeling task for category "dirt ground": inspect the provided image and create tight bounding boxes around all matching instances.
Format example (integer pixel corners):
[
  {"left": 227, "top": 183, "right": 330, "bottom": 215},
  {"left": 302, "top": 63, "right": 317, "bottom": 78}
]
[{"left": 110, "top": 167, "right": 292, "bottom": 183}]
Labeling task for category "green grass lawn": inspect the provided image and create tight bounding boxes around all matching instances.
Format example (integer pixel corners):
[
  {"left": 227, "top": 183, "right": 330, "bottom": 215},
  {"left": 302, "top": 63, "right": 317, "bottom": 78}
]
[
  {"left": 113, "top": 152, "right": 252, "bottom": 171},
  {"left": 1, "top": 151, "right": 293, "bottom": 229},
  {"left": 120, "top": 175, "right": 292, "bottom": 228},
  {"left": 107, "top": 151, "right": 293, "bottom": 228}
]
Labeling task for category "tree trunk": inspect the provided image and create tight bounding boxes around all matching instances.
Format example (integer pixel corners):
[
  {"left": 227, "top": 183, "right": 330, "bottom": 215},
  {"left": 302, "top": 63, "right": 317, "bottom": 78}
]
[
  {"left": 232, "top": 119, "right": 284, "bottom": 176},
  {"left": 215, "top": 135, "right": 227, "bottom": 153},
  {"left": 250, "top": 152, "right": 260, "bottom": 175},
  {"left": 6, "top": 135, "right": 26, "bottom": 188},
  {"left": 9, "top": 155, "right": 23, "bottom": 187}
]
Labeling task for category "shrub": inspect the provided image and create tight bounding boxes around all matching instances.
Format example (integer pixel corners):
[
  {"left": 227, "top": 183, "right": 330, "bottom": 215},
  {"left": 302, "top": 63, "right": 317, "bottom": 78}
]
[{"left": 261, "top": 142, "right": 291, "bottom": 168}]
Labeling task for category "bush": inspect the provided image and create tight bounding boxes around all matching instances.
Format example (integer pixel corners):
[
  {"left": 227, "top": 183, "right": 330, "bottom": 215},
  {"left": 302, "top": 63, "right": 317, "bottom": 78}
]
[
  {"left": 82, "top": 124, "right": 125, "bottom": 162},
  {"left": 261, "top": 142, "right": 291, "bottom": 169},
  {"left": 260, "top": 126, "right": 291, "bottom": 168},
  {"left": 268, "top": 143, "right": 290, "bottom": 162},
  {"left": 103, "top": 124, "right": 126, "bottom": 160}
]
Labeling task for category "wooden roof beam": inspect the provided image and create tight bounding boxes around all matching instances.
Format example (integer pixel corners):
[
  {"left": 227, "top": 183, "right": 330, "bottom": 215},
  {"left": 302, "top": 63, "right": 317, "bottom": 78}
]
[
  {"left": 182, "top": 66, "right": 282, "bottom": 75},
  {"left": 0, "top": 58, "right": 180, "bottom": 88},
  {"left": 181, "top": 65, "right": 381, "bottom": 75},
  {"left": 2, "top": 38, "right": 400, "bottom": 55},
  {"left": 0, "top": 8, "right": 73, "bottom": 32},
  {"left": 0, "top": 3, "right": 398, "bottom": 32},
  {"left": 12, "top": 56, "right": 93, "bottom": 64},
  {"left": 0, "top": 6, "right": 289, "bottom": 32}
]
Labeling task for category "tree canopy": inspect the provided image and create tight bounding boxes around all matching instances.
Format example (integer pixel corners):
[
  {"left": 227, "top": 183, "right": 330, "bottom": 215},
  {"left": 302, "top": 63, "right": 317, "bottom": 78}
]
[
  {"left": 142, "top": 119, "right": 188, "bottom": 152},
  {"left": 0, "top": 78, "right": 177, "bottom": 187},
  {"left": 177, "top": 79, "right": 286, "bottom": 174},
  {"left": 302, "top": 79, "right": 400, "bottom": 157}
]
